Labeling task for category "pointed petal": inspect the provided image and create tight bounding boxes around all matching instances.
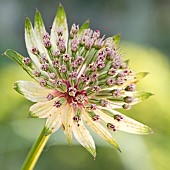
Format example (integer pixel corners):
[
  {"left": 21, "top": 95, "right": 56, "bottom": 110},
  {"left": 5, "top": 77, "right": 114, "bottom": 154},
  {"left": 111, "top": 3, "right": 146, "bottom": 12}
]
[
  {"left": 34, "top": 9, "right": 52, "bottom": 63},
  {"left": 113, "top": 34, "right": 121, "bottom": 46},
  {"left": 134, "top": 91, "right": 154, "bottom": 101},
  {"left": 82, "top": 110, "right": 121, "bottom": 151},
  {"left": 73, "top": 119, "right": 96, "bottom": 157},
  {"left": 50, "top": 4, "right": 68, "bottom": 51},
  {"left": 45, "top": 106, "right": 63, "bottom": 135},
  {"left": 4, "top": 49, "right": 35, "bottom": 79},
  {"left": 25, "top": 17, "right": 41, "bottom": 68},
  {"left": 77, "top": 20, "right": 90, "bottom": 37},
  {"left": 99, "top": 108, "right": 153, "bottom": 134},
  {"left": 14, "top": 81, "right": 53, "bottom": 102},
  {"left": 135, "top": 72, "right": 149, "bottom": 81},
  {"left": 29, "top": 98, "right": 57, "bottom": 118},
  {"left": 62, "top": 105, "right": 74, "bottom": 145}
]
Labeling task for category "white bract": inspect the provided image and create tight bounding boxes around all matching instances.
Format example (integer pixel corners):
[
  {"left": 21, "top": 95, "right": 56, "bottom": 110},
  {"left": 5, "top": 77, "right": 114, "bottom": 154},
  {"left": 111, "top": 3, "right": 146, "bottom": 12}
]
[{"left": 5, "top": 4, "right": 153, "bottom": 157}]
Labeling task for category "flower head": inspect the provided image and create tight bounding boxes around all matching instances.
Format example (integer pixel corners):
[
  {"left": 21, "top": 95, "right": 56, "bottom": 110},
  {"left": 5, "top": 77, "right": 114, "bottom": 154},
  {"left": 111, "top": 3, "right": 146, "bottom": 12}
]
[{"left": 5, "top": 4, "right": 153, "bottom": 157}]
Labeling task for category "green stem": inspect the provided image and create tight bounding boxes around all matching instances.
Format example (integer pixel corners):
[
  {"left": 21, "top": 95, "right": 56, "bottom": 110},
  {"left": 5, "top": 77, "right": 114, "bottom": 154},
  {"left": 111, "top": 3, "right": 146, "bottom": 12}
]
[{"left": 21, "top": 127, "right": 50, "bottom": 170}]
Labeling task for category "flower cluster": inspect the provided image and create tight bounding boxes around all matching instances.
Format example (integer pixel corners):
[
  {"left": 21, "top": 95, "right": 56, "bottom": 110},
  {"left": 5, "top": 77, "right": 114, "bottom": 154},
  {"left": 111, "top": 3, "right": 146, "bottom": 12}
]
[{"left": 5, "top": 4, "right": 153, "bottom": 157}]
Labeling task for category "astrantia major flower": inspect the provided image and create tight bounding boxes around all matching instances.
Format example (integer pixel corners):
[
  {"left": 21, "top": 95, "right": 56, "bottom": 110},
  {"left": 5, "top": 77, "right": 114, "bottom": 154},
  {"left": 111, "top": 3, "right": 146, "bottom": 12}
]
[{"left": 5, "top": 4, "right": 153, "bottom": 157}]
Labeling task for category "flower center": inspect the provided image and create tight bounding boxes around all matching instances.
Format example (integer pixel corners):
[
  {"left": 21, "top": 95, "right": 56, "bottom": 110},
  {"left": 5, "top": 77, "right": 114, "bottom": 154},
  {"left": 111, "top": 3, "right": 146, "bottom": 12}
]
[{"left": 53, "top": 80, "right": 87, "bottom": 108}]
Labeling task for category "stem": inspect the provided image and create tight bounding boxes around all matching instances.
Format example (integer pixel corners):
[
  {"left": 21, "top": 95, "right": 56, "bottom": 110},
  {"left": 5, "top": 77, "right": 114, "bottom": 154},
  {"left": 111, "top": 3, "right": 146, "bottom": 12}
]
[{"left": 21, "top": 127, "right": 50, "bottom": 170}]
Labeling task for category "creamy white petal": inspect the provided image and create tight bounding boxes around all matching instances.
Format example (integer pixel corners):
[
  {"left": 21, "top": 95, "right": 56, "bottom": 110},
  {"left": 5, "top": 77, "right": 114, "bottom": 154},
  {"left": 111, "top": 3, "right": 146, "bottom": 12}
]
[
  {"left": 25, "top": 17, "right": 41, "bottom": 68},
  {"left": 14, "top": 80, "right": 54, "bottom": 102},
  {"left": 50, "top": 4, "right": 68, "bottom": 51},
  {"left": 73, "top": 119, "right": 96, "bottom": 157},
  {"left": 98, "top": 107, "right": 153, "bottom": 134},
  {"left": 62, "top": 105, "right": 73, "bottom": 145},
  {"left": 34, "top": 10, "right": 52, "bottom": 64},
  {"left": 82, "top": 110, "right": 121, "bottom": 151},
  {"left": 45, "top": 106, "right": 63, "bottom": 135},
  {"left": 29, "top": 98, "right": 58, "bottom": 118}
]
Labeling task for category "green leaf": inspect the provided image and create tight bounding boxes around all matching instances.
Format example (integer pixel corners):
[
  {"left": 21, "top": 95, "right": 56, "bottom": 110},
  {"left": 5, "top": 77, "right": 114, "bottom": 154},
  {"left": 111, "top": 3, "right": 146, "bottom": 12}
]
[
  {"left": 77, "top": 20, "right": 90, "bottom": 36},
  {"left": 4, "top": 49, "right": 34, "bottom": 79}
]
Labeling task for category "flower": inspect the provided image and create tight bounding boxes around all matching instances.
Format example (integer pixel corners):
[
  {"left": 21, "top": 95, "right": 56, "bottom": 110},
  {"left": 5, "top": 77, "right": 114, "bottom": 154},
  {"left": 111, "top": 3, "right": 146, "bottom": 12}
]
[{"left": 4, "top": 4, "right": 153, "bottom": 157}]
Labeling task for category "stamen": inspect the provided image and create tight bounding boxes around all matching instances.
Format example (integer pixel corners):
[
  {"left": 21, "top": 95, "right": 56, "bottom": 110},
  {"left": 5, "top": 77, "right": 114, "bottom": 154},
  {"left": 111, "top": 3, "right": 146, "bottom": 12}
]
[
  {"left": 76, "top": 94, "right": 86, "bottom": 103},
  {"left": 23, "top": 57, "right": 31, "bottom": 65},
  {"left": 41, "top": 63, "right": 49, "bottom": 71},
  {"left": 33, "top": 70, "right": 41, "bottom": 77},
  {"left": 53, "top": 100, "right": 62, "bottom": 108},
  {"left": 100, "top": 99, "right": 108, "bottom": 107},
  {"left": 39, "top": 78, "right": 47, "bottom": 86},
  {"left": 92, "top": 115, "right": 100, "bottom": 121},
  {"left": 114, "top": 114, "right": 123, "bottom": 121},
  {"left": 70, "top": 101, "right": 78, "bottom": 108},
  {"left": 68, "top": 87, "right": 77, "bottom": 97},
  {"left": 31, "top": 47, "right": 39, "bottom": 55},
  {"left": 116, "top": 77, "right": 124, "bottom": 86},
  {"left": 52, "top": 59, "right": 60, "bottom": 68},
  {"left": 73, "top": 115, "right": 81, "bottom": 122},
  {"left": 124, "top": 96, "right": 134, "bottom": 103},
  {"left": 122, "top": 103, "right": 131, "bottom": 110},
  {"left": 108, "top": 68, "right": 116, "bottom": 76},
  {"left": 125, "top": 84, "right": 136, "bottom": 92},
  {"left": 59, "top": 64, "right": 67, "bottom": 73},
  {"left": 53, "top": 50, "right": 60, "bottom": 57},
  {"left": 106, "top": 77, "right": 116, "bottom": 86},
  {"left": 69, "top": 71, "right": 78, "bottom": 80},
  {"left": 56, "top": 28, "right": 63, "bottom": 36},
  {"left": 90, "top": 104, "right": 97, "bottom": 110},
  {"left": 112, "top": 89, "right": 121, "bottom": 98},
  {"left": 91, "top": 72, "right": 98, "bottom": 82},
  {"left": 63, "top": 54, "right": 70, "bottom": 61},
  {"left": 93, "top": 86, "right": 101, "bottom": 93},
  {"left": 107, "top": 123, "right": 116, "bottom": 131},
  {"left": 47, "top": 93, "right": 54, "bottom": 100},
  {"left": 48, "top": 72, "right": 56, "bottom": 79}
]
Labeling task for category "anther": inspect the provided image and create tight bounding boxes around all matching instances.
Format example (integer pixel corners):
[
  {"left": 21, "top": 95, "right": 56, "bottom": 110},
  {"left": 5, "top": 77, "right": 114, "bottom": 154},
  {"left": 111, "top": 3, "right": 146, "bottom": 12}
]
[
  {"left": 124, "top": 96, "right": 134, "bottom": 103},
  {"left": 90, "top": 104, "right": 97, "bottom": 110},
  {"left": 100, "top": 99, "right": 109, "bottom": 107},
  {"left": 41, "top": 64, "right": 49, "bottom": 71},
  {"left": 33, "top": 70, "right": 41, "bottom": 77},
  {"left": 106, "top": 77, "right": 116, "bottom": 86},
  {"left": 114, "top": 114, "right": 123, "bottom": 121},
  {"left": 107, "top": 123, "right": 116, "bottom": 131},
  {"left": 31, "top": 47, "right": 39, "bottom": 55},
  {"left": 23, "top": 57, "right": 31, "bottom": 65},
  {"left": 47, "top": 93, "right": 54, "bottom": 100},
  {"left": 92, "top": 115, "right": 100, "bottom": 121},
  {"left": 68, "top": 87, "right": 77, "bottom": 97},
  {"left": 122, "top": 103, "right": 131, "bottom": 110},
  {"left": 53, "top": 100, "right": 62, "bottom": 108},
  {"left": 39, "top": 78, "right": 47, "bottom": 86},
  {"left": 125, "top": 84, "right": 136, "bottom": 92},
  {"left": 112, "top": 89, "right": 121, "bottom": 98},
  {"left": 63, "top": 54, "right": 70, "bottom": 61},
  {"left": 73, "top": 115, "right": 81, "bottom": 122}
]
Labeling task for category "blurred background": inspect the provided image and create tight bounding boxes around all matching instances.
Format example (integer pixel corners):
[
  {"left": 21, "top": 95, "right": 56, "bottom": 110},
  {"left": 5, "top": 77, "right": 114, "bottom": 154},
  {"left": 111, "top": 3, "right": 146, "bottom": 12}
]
[{"left": 0, "top": 0, "right": 170, "bottom": 170}]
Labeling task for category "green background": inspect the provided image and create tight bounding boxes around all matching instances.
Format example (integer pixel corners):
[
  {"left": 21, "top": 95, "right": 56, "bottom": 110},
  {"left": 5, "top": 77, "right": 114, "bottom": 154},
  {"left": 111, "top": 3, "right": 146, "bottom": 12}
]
[{"left": 0, "top": 0, "right": 170, "bottom": 170}]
